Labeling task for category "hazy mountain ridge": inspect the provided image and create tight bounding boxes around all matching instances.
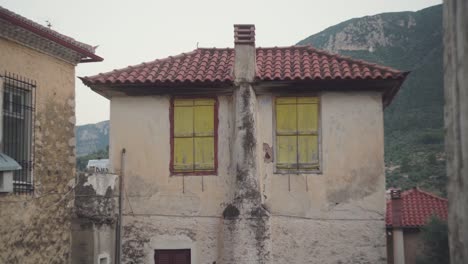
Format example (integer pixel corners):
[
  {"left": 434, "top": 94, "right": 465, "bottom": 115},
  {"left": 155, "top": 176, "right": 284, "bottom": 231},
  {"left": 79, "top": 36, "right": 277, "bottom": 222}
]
[
  {"left": 299, "top": 4, "right": 445, "bottom": 195},
  {"left": 75, "top": 120, "right": 109, "bottom": 157}
]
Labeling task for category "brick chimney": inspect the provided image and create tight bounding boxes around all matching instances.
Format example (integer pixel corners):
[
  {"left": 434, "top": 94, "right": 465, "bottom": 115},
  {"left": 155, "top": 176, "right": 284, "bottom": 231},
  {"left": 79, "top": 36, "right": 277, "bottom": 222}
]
[
  {"left": 391, "top": 189, "right": 403, "bottom": 227},
  {"left": 233, "top": 24, "right": 256, "bottom": 82}
]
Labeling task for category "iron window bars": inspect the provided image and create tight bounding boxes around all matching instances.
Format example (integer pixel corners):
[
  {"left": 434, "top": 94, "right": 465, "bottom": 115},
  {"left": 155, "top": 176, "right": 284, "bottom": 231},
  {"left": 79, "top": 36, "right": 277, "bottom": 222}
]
[{"left": 2, "top": 72, "right": 36, "bottom": 194}]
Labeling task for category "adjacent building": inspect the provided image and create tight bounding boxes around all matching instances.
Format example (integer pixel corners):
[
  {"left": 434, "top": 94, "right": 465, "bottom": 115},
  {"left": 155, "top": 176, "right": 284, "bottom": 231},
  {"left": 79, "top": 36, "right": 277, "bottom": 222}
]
[
  {"left": 0, "top": 6, "right": 102, "bottom": 263},
  {"left": 82, "top": 25, "right": 408, "bottom": 264},
  {"left": 386, "top": 188, "right": 448, "bottom": 264}
]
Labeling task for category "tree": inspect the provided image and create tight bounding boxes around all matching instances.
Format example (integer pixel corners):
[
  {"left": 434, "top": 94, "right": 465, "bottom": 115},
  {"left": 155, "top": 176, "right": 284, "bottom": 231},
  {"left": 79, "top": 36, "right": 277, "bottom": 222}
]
[{"left": 416, "top": 216, "right": 450, "bottom": 264}]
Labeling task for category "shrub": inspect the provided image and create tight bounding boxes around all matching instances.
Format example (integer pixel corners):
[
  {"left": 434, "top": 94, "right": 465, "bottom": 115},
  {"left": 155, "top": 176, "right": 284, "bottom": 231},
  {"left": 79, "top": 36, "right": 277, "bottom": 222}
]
[{"left": 416, "top": 216, "right": 450, "bottom": 264}]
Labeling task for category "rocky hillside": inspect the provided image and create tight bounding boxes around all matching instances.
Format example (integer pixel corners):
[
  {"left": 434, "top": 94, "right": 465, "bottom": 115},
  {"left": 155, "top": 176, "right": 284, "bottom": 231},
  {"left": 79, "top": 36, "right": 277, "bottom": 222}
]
[
  {"left": 298, "top": 4, "right": 445, "bottom": 195},
  {"left": 75, "top": 120, "right": 109, "bottom": 157}
]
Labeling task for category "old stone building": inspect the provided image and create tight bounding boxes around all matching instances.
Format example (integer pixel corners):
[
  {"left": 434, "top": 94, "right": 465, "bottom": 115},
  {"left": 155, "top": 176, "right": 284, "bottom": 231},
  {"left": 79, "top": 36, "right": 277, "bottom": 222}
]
[
  {"left": 0, "top": 6, "right": 102, "bottom": 264},
  {"left": 82, "top": 25, "right": 408, "bottom": 264}
]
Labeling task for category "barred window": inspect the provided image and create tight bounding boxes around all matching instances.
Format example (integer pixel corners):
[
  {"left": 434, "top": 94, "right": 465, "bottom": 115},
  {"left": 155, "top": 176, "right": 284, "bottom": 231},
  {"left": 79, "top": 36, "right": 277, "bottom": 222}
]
[{"left": 2, "top": 73, "right": 36, "bottom": 193}]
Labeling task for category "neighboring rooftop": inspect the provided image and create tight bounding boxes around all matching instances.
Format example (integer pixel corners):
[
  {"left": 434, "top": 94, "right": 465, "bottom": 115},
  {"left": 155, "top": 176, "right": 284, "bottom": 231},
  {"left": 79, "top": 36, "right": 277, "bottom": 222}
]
[
  {"left": 0, "top": 5, "right": 102, "bottom": 63},
  {"left": 386, "top": 188, "right": 448, "bottom": 228}
]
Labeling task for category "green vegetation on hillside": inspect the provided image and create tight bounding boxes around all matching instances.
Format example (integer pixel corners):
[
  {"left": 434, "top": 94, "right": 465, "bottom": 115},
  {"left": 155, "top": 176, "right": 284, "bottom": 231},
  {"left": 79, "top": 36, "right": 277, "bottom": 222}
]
[{"left": 298, "top": 5, "right": 446, "bottom": 195}]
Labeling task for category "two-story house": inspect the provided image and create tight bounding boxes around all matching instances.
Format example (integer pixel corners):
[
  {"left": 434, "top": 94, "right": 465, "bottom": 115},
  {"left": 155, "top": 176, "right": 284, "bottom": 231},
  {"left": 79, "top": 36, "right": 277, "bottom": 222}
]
[
  {"left": 82, "top": 25, "right": 408, "bottom": 264},
  {"left": 0, "top": 6, "right": 102, "bottom": 263}
]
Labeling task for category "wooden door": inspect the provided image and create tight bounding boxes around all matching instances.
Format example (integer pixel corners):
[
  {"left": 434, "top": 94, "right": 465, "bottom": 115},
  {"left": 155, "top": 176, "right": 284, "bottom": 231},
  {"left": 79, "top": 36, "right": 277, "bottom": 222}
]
[{"left": 154, "top": 249, "right": 190, "bottom": 264}]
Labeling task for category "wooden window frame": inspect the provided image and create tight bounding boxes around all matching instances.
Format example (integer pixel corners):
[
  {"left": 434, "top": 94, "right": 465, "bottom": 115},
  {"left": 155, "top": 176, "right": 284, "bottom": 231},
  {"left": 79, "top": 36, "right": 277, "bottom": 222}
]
[
  {"left": 169, "top": 96, "right": 218, "bottom": 176},
  {"left": 273, "top": 94, "right": 322, "bottom": 175}
]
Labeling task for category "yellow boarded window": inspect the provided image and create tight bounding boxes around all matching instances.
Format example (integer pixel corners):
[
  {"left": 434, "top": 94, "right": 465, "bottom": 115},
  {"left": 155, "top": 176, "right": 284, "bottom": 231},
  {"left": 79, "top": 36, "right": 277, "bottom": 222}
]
[
  {"left": 173, "top": 98, "right": 216, "bottom": 173},
  {"left": 276, "top": 97, "right": 319, "bottom": 172}
]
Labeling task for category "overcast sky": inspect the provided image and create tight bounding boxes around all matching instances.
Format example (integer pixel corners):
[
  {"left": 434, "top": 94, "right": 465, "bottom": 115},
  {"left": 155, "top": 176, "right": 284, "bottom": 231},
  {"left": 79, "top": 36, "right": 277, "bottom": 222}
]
[{"left": 1, "top": 0, "right": 441, "bottom": 125}]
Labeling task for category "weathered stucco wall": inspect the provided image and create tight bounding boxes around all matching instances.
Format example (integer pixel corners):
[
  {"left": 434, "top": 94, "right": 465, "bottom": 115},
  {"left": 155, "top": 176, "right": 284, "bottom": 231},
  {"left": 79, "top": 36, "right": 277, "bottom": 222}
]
[
  {"left": 0, "top": 37, "right": 76, "bottom": 263},
  {"left": 110, "top": 90, "right": 386, "bottom": 263},
  {"left": 71, "top": 172, "right": 118, "bottom": 264},
  {"left": 258, "top": 92, "right": 386, "bottom": 263},
  {"left": 110, "top": 95, "right": 233, "bottom": 263}
]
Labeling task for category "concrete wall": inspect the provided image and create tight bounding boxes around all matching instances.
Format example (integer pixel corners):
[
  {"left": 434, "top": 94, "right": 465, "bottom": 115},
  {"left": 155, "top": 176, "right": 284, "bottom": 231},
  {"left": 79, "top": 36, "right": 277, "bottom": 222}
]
[
  {"left": 0, "top": 37, "right": 76, "bottom": 263},
  {"left": 110, "top": 90, "right": 386, "bottom": 263},
  {"left": 403, "top": 229, "right": 424, "bottom": 264},
  {"left": 443, "top": 0, "right": 468, "bottom": 263},
  {"left": 71, "top": 172, "right": 118, "bottom": 264},
  {"left": 386, "top": 229, "right": 424, "bottom": 264}
]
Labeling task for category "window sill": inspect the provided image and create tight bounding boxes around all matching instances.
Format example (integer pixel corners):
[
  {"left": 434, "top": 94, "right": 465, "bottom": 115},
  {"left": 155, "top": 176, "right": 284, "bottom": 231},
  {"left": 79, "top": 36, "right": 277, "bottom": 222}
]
[
  {"left": 170, "top": 171, "right": 217, "bottom": 176},
  {"left": 274, "top": 170, "right": 323, "bottom": 175}
]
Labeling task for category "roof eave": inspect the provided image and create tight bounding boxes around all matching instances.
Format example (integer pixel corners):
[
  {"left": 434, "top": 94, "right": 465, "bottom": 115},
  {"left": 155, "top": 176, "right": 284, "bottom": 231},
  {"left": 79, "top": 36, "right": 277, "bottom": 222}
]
[
  {"left": 0, "top": 10, "right": 103, "bottom": 63},
  {"left": 382, "top": 71, "right": 411, "bottom": 108},
  {"left": 80, "top": 78, "right": 235, "bottom": 99}
]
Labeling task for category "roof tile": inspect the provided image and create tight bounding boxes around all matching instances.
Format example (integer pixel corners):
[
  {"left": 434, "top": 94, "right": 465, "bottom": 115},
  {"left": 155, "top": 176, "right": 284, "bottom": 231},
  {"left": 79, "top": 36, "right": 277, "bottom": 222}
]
[
  {"left": 82, "top": 46, "right": 406, "bottom": 86},
  {"left": 386, "top": 188, "right": 448, "bottom": 228}
]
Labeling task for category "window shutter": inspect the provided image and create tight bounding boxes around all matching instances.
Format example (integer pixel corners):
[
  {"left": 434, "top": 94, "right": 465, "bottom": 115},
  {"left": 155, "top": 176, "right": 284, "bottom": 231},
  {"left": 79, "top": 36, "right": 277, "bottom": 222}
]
[
  {"left": 173, "top": 99, "right": 194, "bottom": 172},
  {"left": 174, "top": 250, "right": 190, "bottom": 264},
  {"left": 297, "top": 98, "right": 318, "bottom": 133},
  {"left": 193, "top": 99, "right": 215, "bottom": 171},
  {"left": 276, "top": 96, "right": 320, "bottom": 172},
  {"left": 276, "top": 98, "right": 298, "bottom": 169},
  {"left": 155, "top": 251, "right": 171, "bottom": 264},
  {"left": 297, "top": 98, "right": 319, "bottom": 169},
  {"left": 155, "top": 250, "right": 190, "bottom": 264},
  {"left": 298, "top": 135, "right": 319, "bottom": 169}
]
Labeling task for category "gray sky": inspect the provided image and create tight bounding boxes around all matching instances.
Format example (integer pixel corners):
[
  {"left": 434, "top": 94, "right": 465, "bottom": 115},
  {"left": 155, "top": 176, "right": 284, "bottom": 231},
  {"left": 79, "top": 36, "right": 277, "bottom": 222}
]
[{"left": 1, "top": 0, "right": 441, "bottom": 125}]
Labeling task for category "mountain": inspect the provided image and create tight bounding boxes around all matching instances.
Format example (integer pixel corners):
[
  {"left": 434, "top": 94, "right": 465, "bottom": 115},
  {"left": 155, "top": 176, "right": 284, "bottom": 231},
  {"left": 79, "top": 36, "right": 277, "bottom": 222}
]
[
  {"left": 298, "top": 4, "right": 446, "bottom": 195},
  {"left": 75, "top": 120, "right": 109, "bottom": 157}
]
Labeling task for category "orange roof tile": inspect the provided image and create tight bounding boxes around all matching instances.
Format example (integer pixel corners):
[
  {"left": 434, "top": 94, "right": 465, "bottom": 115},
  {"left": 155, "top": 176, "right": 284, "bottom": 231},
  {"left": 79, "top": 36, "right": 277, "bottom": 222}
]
[
  {"left": 386, "top": 188, "right": 448, "bottom": 228},
  {"left": 81, "top": 46, "right": 407, "bottom": 86}
]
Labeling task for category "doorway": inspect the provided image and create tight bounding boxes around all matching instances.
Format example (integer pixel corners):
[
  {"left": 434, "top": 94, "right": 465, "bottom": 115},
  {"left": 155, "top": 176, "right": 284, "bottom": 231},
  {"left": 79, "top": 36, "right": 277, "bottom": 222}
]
[{"left": 154, "top": 249, "right": 191, "bottom": 264}]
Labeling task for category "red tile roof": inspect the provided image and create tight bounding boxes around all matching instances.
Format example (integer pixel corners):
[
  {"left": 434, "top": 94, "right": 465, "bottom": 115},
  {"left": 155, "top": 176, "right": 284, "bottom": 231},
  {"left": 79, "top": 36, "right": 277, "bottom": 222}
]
[
  {"left": 81, "top": 46, "right": 407, "bottom": 86},
  {"left": 386, "top": 188, "right": 448, "bottom": 228},
  {"left": 256, "top": 46, "right": 405, "bottom": 81},
  {"left": 83, "top": 49, "right": 235, "bottom": 86},
  {"left": 0, "top": 6, "right": 102, "bottom": 62}
]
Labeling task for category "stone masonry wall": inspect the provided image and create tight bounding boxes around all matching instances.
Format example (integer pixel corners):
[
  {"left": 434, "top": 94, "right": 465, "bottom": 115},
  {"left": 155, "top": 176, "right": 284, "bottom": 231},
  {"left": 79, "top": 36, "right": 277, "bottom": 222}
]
[{"left": 0, "top": 37, "right": 76, "bottom": 264}]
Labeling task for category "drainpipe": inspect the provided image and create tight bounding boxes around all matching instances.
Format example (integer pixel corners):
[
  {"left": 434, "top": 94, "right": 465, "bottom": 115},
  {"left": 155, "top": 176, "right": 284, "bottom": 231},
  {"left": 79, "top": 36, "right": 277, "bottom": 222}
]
[
  {"left": 115, "top": 148, "right": 126, "bottom": 264},
  {"left": 391, "top": 189, "right": 405, "bottom": 264}
]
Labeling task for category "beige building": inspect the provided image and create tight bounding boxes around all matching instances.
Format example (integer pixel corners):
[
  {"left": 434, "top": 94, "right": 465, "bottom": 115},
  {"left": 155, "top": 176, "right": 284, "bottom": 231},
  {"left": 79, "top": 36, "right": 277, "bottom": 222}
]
[
  {"left": 82, "top": 25, "right": 407, "bottom": 264},
  {"left": 0, "top": 6, "right": 102, "bottom": 264}
]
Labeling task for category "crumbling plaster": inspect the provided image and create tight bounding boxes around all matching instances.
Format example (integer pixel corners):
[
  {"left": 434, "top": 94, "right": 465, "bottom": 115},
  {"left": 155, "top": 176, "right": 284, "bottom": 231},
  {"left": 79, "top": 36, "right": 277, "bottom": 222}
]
[
  {"left": 72, "top": 172, "right": 118, "bottom": 264},
  {"left": 0, "top": 37, "right": 76, "bottom": 264},
  {"left": 110, "top": 88, "right": 386, "bottom": 263}
]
